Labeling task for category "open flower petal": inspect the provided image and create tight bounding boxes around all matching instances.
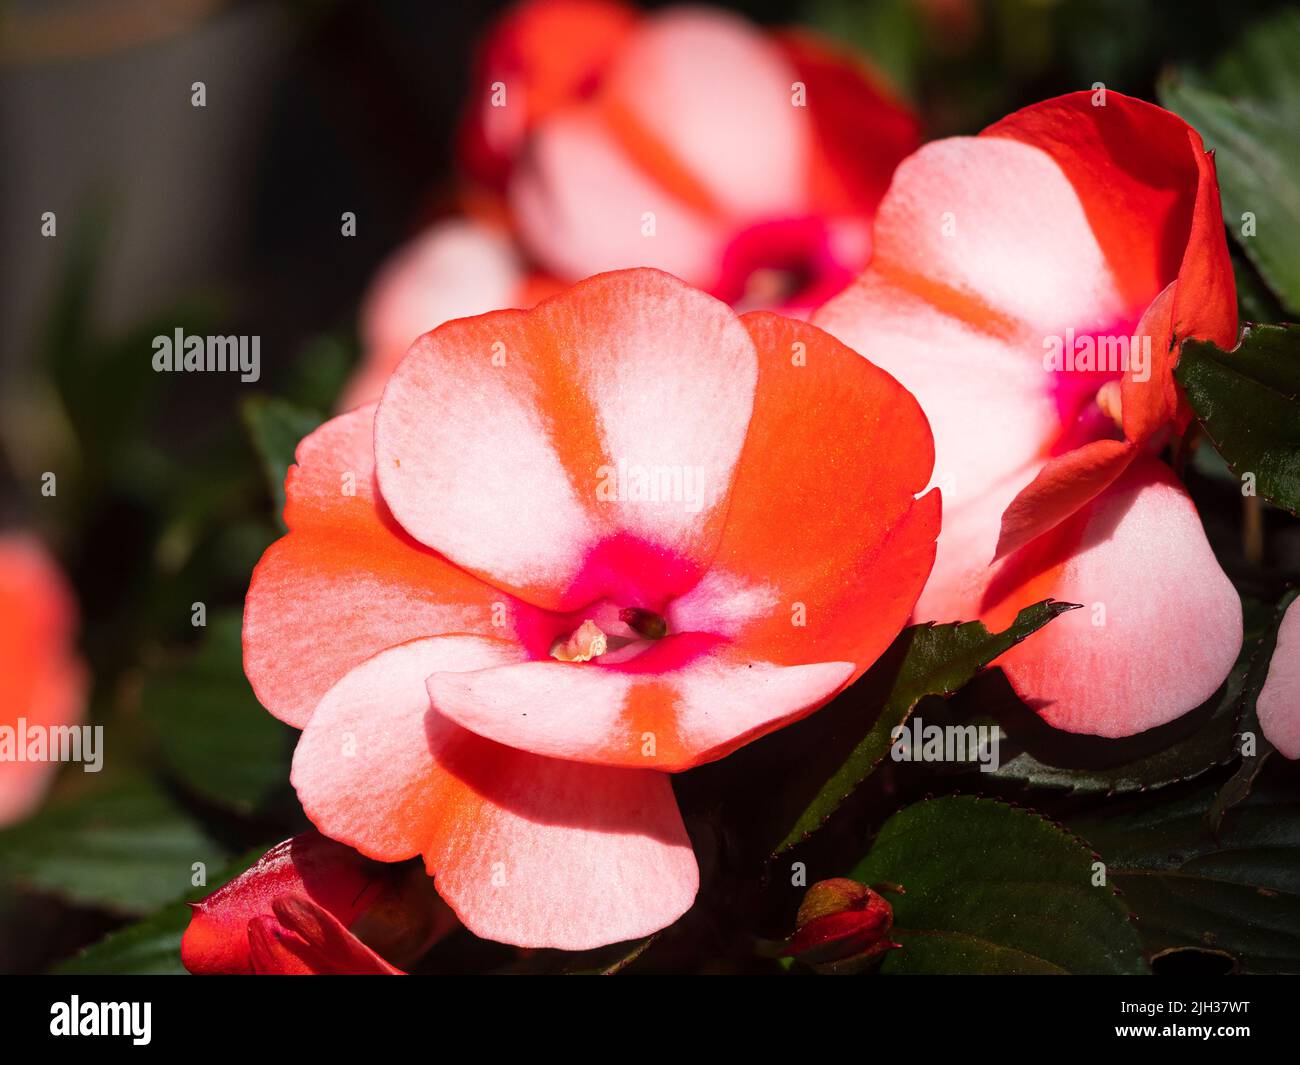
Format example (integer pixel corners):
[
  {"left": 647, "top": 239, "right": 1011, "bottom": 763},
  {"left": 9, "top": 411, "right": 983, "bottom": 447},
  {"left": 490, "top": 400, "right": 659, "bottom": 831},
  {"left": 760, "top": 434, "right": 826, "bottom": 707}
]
[
  {"left": 427, "top": 650, "right": 853, "bottom": 771},
  {"left": 373, "top": 270, "right": 758, "bottom": 610},
  {"left": 986, "top": 93, "right": 1236, "bottom": 352},
  {"left": 511, "top": 108, "right": 727, "bottom": 283},
  {"left": 292, "top": 636, "right": 698, "bottom": 949},
  {"left": 712, "top": 312, "right": 939, "bottom": 671},
  {"left": 598, "top": 8, "right": 807, "bottom": 220},
  {"left": 984, "top": 458, "right": 1242, "bottom": 737},
  {"left": 244, "top": 405, "right": 506, "bottom": 728},
  {"left": 813, "top": 133, "right": 1124, "bottom": 513}
]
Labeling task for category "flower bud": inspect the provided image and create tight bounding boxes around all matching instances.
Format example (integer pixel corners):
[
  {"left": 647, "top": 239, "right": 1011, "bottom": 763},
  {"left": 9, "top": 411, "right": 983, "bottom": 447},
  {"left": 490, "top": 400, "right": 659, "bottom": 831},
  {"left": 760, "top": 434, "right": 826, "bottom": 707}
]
[
  {"left": 182, "top": 831, "right": 455, "bottom": 975},
  {"left": 784, "top": 878, "right": 899, "bottom": 973}
]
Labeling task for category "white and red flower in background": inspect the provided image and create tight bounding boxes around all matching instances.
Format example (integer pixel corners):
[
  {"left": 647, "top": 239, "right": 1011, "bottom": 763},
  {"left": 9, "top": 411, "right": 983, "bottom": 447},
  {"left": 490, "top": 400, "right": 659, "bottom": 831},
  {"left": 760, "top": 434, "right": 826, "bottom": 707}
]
[
  {"left": 476, "top": 0, "right": 919, "bottom": 310},
  {"left": 344, "top": 0, "right": 919, "bottom": 406}
]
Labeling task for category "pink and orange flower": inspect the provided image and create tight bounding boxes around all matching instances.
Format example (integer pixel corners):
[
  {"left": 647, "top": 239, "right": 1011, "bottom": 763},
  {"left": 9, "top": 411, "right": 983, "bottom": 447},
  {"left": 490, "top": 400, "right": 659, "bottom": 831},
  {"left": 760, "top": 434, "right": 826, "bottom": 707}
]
[
  {"left": 241, "top": 269, "right": 939, "bottom": 948},
  {"left": 814, "top": 91, "right": 1242, "bottom": 738}
]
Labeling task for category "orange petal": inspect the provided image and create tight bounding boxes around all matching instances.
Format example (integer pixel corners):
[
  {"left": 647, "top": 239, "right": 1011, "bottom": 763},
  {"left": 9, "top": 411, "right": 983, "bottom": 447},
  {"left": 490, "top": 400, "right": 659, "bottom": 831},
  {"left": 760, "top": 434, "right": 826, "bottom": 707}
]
[
  {"left": 372, "top": 270, "right": 759, "bottom": 611},
  {"left": 244, "top": 405, "right": 506, "bottom": 728},
  {"left": 993, "top": 437, "right": 1135, "bottom": 562},
  {"left": 775, "top": 29, "right": 920, "bottom": 220}
]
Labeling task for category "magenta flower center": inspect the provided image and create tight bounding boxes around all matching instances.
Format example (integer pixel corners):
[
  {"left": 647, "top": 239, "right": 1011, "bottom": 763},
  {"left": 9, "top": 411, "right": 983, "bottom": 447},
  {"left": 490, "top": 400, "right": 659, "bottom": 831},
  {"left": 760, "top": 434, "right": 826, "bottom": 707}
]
[
  {"left": 513, "top": 533, "right": 724, "bottom": 671},
  {"left": 713, "top": 217, "right": 858, "bottom": 312}
]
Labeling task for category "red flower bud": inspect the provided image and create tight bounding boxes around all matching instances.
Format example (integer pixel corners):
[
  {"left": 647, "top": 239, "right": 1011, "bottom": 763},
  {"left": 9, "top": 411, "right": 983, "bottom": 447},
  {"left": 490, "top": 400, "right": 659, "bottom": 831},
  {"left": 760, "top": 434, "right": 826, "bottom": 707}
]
[
  {"left": 783, "top": 878, "right": 899, "bottom": 973},
  {"left": 182, "top": 831, "right": 455, "bottom": 975}
]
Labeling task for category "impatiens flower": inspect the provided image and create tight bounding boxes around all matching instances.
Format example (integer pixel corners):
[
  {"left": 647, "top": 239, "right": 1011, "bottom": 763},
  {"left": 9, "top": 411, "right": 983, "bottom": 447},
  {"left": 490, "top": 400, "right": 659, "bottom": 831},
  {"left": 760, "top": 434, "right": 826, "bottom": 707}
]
[
  {"left": 182, "top": 831, "right": 454, "bottom": 975},
  {"left": 465, "top": 0, "right": 919, "bottom": 311},
  {"left": 814, "top": 91, "right": 1242, "bottom": 738},
  {"left": 1258, "top": 597, "right": 1299, "bottom": 760},
  {"left": 0, "top": 533, "right": 86, "bottom": 827},
  {"left": 245, "top": 269, "right": 939, "bottom": 948},
  {"left": 341, "top": 219, "right": 561, "bottom": 409}
]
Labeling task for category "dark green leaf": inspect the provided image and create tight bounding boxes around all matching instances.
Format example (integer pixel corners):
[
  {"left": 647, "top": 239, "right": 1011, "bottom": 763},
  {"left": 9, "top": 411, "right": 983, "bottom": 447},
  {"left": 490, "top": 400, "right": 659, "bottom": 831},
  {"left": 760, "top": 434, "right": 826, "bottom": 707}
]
[
  {"left": 767, "top": 600, "right": 1076, "bottom": 854},
  {"left": 850, "top": 797, "right": 1146, "bottom": 974},
  {"left": 142, "top": 611, "right": 293, "bottom": 813},
  {"left": 241, "top": 396, "right": 323, "bottom": 530},
  {"left": 1176, "top": 324, "right": 1300, "bottom": 515},
  {"left": 0, "top": 776, "right": 228, "bottom": 916},
  {"left": 52, "top": 847, "right": 266, "bottom": 975},
  {"left": 1159, "top": 8, "right": 1300, "bottom": 312},
  {"left": 1071, "top": 782, "right": 1300, "bottom": 973}
]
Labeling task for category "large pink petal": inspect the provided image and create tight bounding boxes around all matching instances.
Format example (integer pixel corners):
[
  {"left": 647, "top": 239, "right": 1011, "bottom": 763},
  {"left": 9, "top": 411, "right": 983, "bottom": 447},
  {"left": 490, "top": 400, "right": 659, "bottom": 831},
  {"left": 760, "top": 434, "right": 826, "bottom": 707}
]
[
  {"left": 373, "top": 270, "right": 758, "bottom": 611},
  {"left": 986, "top": 458, "right": 1242, "bottom": 737},
  {"left": 914, "top": 464, "right": 1032, "bottom": 624},
  {"left": 814, "top": 135, "right": 1130, "bottom": 513},
  {"left": 292, "top": 636, "right": 698, "bottom": 949},
  {"left": 427, "top": 650, "right": 852, "bottom": 772},
  {"left": 1258, "top": 597, "right": 1300, "bottom": 760},
  {"left": 244, "top": 405, "right": 506, "bottom": 728}
]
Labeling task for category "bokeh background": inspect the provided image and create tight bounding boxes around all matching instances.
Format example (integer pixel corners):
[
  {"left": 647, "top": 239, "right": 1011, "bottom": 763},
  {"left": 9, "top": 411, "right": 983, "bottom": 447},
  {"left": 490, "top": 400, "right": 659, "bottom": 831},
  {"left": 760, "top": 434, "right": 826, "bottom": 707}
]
[{"left": 1, "top": 0, "right": 1296, "bottom": 974}]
